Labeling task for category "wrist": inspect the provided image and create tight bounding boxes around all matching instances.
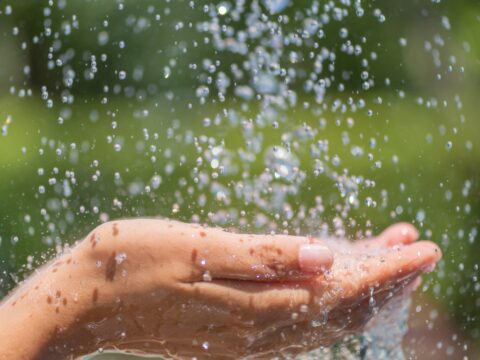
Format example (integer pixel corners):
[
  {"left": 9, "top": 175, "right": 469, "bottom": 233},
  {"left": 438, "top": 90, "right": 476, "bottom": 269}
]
[
  {"left": 0, "top": 262, "right": 74, "bottom": 358},
  {"left": 0, "top": 245, "right": 106, "bottom": 359}
]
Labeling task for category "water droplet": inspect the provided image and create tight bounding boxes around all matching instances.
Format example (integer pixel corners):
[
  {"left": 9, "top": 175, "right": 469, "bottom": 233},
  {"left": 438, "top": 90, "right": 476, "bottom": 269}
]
[
  {"left": 416, "top": 209, "right": 426, "bottom": 222},
  {"left": 115, "top": 253, "right": 127, "bottom": 264},
  {"left": 202, "top": 270, "right": 212, "bottom": 282},
  {"left": 195, "top": 86, "right": 210, "bottom": 98},
  {"left": 262, "top": 0, "right": 290, "bottom": 14}
]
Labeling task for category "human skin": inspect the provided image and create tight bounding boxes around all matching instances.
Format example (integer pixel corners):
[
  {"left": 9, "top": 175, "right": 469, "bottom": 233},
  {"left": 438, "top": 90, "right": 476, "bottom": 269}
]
[{"left": 0, "top": 219, "right": 441, "bottom": 359}]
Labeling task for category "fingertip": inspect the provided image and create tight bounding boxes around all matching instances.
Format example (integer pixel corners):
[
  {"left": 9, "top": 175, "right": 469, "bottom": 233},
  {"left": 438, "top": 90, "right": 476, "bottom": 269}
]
[
  {"left": 416, "top": 240, "right": 442, "bottom": 262},
  {"left": 398, "top": 276, "right": 422, "bottom": 298},
  {"left": 365, "top": 240, "right": 442, "bottom": 288},
  {"left": 299, "top": 244, "right": 333, "bottom": 274},
  {"left": 391, "top": 241, "right": 442, "bottom": 276},
  {"left": 418, "top": 241, "right": 442, "bottom": 272},
  {"left": 381, "top": 223, "right": 419, "bottom": 246},
  {"left": 411, "top": 276, "right": 422, "bottom": 291},
  {"left": 432, "top": 242, "right": 442, "bottom": 261},
  {"left": 398, "top": 223, "right": 419, "bottom": 242}
]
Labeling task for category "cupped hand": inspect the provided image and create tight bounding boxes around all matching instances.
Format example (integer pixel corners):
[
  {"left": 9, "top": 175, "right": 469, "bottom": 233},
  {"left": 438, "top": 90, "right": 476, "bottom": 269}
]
[{"left": 36, "top": 220, "right": 440, "bottom": 359}]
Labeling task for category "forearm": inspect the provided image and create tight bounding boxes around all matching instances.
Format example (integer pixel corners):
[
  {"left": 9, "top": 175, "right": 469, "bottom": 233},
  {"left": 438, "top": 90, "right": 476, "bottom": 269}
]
[
  {"left": 0, "top": 220, "right": 173, "bottom": 359},
  {"left": 0, "top": 272, "right": 58, "bottom": 358}
]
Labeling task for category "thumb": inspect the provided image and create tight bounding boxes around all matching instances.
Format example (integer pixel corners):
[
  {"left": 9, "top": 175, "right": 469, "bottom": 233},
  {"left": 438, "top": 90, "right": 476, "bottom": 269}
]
[{"left": 190, "top": 230, "right": 333, "bottom": 281}]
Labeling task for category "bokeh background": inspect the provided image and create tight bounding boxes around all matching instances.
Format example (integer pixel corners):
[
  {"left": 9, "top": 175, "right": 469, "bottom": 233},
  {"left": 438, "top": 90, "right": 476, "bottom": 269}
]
[{"left": 0, "top": 0, "right": 479, "bottom": 358}]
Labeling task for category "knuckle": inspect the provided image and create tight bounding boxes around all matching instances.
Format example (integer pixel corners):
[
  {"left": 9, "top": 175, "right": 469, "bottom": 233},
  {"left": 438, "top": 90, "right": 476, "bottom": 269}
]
[{"left": 81, "top": 221, "right": 118, "bottom": 255}]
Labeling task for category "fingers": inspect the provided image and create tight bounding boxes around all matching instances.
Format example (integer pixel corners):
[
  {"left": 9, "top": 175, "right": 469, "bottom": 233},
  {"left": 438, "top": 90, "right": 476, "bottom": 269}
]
[
  {"left": 194, "top": 230, "right": 333, "bottom": 282},
  {"left": 355, "top": 223, "right": 419, "bottom": 250},
  {"left": 363, "top": 240, "right": 442, "bottom": 288},
  {"left": 376, "top": 223, "right": 419, "bottom": 247},
  {"left": 179, "top": 279, "right": 313, "bottom": 316}
]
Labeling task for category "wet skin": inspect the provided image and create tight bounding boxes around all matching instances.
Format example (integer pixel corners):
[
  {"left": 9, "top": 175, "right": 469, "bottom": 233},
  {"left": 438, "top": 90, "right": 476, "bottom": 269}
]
[{"left": 0, "top": 220, "right": 441, "bottom": 359}]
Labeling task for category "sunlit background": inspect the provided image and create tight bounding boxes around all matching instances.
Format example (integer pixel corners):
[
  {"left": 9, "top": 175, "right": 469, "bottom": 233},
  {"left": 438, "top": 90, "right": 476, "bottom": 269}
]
[{"left": 0, "top": 1, "right": 479, "bottom": 358}]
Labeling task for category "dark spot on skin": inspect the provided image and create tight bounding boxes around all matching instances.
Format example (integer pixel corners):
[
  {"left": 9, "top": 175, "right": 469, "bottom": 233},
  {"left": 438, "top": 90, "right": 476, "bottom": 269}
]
[
  {"left": 191, "top": 249, "right": 198, "bottom": 263},
  {"left": 11, "top": 301, "right": 16, "bottom": 307},
  {"left": 249, "top": 248, "right": 255, "bottom": 255},
  {"left": 34, "top": 285, "right": 39, "bottom": 290},
  {"left": 52, "top": 268, "right": 58, "bottom": 273},
  {"left": 239, "top": 238, "right": 244, "bottom": 243},
  {"left": 90, "top": 232, "right": 97, "bottom": 249},
  {"left": 56, "top": 290, "right": 61, "bottom": 298},
  {"left": 112, "top": 223, "right": 119, "bottom": 237},
  {"left": 276, "top": 248, "right": 283, "bottom": 255},
  {"left": 92, "top": 288, "right": 99, "bottom": 303},
  {"left": 55, "top": 307, "right": 59, "bottom": 313},
  {"left": 199, "top": 231, "right": 207, "bottom": 237},
  {"left": 258, "top": 244, "right": 289, "bottom": 277},
  {"left": 66, "top": 258, "right": 72, "bottom": 264},
  {"left": 47, "top": 296, "right": 52, "bottom": 304},
  {"left": 105, "top": 251, "right": 117, "bottom": 282},
  {"left": 63, "top": 298, "right": 67, "bottom": 306}
]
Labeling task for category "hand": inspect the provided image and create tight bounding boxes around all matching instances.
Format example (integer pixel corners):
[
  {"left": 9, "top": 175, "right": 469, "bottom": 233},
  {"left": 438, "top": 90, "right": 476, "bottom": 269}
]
[
  {"left": 0, "top": 220, "right": 440, "bottom": 360},
  {"left": 36, "top": 219, "right": 333, "bottom": 358},
  {"left": 248, "top": 223, "right": 439, "bottom": 357}
]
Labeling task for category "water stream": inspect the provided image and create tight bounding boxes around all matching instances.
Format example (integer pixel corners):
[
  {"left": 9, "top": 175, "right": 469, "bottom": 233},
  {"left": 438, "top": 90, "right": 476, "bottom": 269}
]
[{"left": 0, "top": 0, "right": 478, "bottom": 358}]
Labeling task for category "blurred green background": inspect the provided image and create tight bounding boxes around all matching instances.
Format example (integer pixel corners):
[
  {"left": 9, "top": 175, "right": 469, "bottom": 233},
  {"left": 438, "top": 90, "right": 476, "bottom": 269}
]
[{"left": 0, "top": 0, "right": 479, "bottom": 358}]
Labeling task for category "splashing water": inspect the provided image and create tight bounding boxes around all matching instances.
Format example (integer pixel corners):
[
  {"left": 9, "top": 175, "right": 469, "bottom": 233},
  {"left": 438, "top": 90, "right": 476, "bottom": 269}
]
[{"left": 0, "top": 0, "right": 478, "bottom": 359}]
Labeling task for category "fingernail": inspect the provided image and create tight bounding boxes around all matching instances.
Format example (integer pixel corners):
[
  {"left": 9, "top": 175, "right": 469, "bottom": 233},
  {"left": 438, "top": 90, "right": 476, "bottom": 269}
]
[
  {"left": 299, "top": 244, "right": 333, "bottom": 273},
  {"left": 402, "top": 277, "right": 422, "bottom": 297},
  {"left": 411, "top": 277, "right": 422, "bottom": 291},
  {"left": 422, "top": 263, "right": 436, "bottom": 273}
]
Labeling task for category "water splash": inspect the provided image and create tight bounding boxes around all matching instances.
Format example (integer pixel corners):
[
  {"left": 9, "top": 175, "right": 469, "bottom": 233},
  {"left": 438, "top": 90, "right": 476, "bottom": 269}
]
[{"left": 0, "top": 0, "right": 477, "bottom": 358}]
